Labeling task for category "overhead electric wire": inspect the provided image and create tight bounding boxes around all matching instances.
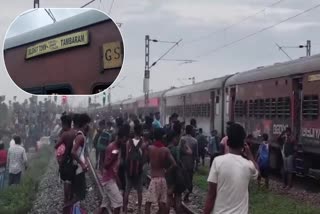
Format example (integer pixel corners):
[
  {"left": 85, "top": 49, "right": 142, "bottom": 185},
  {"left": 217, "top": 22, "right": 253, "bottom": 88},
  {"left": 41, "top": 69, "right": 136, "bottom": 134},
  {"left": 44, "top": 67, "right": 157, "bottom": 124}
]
[
  {"left": 45, "top": 9, "right": 56, "bottom": 23},
  {"left": 81, "top": 0, "right": 96, "bottom": 8},
  {"left": 196, "top": 3, "right": 320, "bottom": 58},
  {"left": 150, "top": 39, "right": 183, "bottom": 69},
  {"left": 275, "top": 43, "right": 292, "bottom": 60},
  {"left": 109, "top": 0, "right": 115, "bottom": 15},
  {"left": 183, "top": 0, "right": 286, "bottom": 45},
  {"left": 20, "top": 9, "right": 38, "bottom": 16}
]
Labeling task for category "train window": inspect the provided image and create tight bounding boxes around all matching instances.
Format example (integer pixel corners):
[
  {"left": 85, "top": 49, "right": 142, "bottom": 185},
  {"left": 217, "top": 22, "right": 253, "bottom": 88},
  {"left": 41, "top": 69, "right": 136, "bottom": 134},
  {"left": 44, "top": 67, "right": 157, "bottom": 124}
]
[
  {"left": 270, "top": 98, "right": 276, "bottom": 118},
  {"left": 249, "top": 100, "right": 254, "bottom": 117},
  {"left": 253, "top": 100, "right": 258, "bottom": 118},
  {"left": 201, "top": 104, "right": 206, "bottom": 117},
  {"left": 257, "top": 99, "right": 264, "bottom": 118},
  {"left": 235, "top": 100, "right": 245, "bottom": 117},
  {"left": 45, "top": 84, "right": 73, "bottom": 95},
  {"left": 303, "top": 95, "right": 319, "bottom": 120},
  {"left": 277, "top": 97, "right": 291, "bottom": 118},
  {"left": 206, "top": 104, "right": 210, "bottom": 117},
  {"left": 265, "top": 99, "right": 271, "bottom": 118}
]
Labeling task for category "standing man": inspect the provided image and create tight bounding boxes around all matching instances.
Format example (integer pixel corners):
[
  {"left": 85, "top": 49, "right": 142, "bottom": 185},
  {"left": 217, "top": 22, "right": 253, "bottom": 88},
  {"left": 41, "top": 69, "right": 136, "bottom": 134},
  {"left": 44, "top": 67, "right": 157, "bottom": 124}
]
[
  {"left": 208, "top": 130, "right": 220, "bottom": 167},
  {"left": 7, "top": 135, "right": 27, "bottom": 185},
  {"left": 152, "top": 112, "right": 162, "bottom": 129},
  {"left": 220, "top": 121, "right": 234, "bottom": 154},
  {"left": 0, "top": 140, "right": 8, "bottom": 189},
  {"left": 71, "top": 113, "right": 91, "bottom": 202},
  {"left": 278, "top": 127, "right": 296, "bottom": 189},
  {"left": 97, "top": 126, "right": 128, "bottom": 214},
  {"left": 145, "top": 128, "right": 176, "bottom": 214},
  {"left": 54, "top": 114, "right": 77, "bottom": 213},
  {"left": 123, "top": 124, "right": 146, "bottom": 214},
  {"left": 180, "top": 125, "right": 198, "bottom": 203},
  {"left": 92, "top": 120, "right": 106, "bottom": 169},
  {"left": 196, "top": 128, "right": 208, "bottom": 168},
  {"left": 204, "top": 123, "right": 259, "bottom": 214}
]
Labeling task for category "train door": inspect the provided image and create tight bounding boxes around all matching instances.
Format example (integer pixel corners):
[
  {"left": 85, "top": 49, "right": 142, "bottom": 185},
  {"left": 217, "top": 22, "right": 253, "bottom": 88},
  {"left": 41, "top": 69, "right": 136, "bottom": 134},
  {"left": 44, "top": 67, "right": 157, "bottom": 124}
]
[
  {"left": 292, "top": 76, "right": 304, "bottom": 175},
  {"left": 230, "top": 87, "right": 236, "bottom": 122},
  {"left": 210, "top": 91, "right": 215, "bottom": 131},
  {"left": 292, "top": 77, "right": 303, "bottom": 141}
]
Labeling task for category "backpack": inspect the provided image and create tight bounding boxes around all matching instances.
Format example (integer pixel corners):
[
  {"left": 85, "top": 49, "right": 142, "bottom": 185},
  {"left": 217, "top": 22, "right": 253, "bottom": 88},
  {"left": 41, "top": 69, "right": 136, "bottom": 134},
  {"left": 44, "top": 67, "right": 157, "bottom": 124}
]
[
  {"left": 258, "top": 143, "right": 269, "bottom": 169},
  {"left": 96, "top": 130, "right": 111, "bottom": 152},
  {"left": 126, "top": 138, "right": 144, "bottom": 178}
]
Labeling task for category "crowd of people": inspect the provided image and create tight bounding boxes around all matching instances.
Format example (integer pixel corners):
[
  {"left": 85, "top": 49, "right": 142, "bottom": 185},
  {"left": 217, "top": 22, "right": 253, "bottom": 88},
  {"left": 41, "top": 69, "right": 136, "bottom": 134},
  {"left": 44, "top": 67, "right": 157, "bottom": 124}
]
[{"left": 50, "top": 110, "right": 298, "bottom": 214}]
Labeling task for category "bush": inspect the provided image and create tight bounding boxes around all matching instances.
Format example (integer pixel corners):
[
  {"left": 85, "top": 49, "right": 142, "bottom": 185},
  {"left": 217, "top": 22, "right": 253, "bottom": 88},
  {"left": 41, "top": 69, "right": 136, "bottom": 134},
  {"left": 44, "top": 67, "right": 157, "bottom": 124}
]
[{"left": 0, "top": 145, "right": 53, "bottom": 214}]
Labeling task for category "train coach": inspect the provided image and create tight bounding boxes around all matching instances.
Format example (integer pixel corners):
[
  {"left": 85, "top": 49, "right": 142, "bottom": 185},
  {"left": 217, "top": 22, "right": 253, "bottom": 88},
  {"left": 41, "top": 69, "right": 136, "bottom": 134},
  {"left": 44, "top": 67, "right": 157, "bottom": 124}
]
[
  {"left": 224, "top": 54, "right": 320, "bottom": 177},
  {"left": 162, "top": 76, "right": 231, "bottom": 135}
]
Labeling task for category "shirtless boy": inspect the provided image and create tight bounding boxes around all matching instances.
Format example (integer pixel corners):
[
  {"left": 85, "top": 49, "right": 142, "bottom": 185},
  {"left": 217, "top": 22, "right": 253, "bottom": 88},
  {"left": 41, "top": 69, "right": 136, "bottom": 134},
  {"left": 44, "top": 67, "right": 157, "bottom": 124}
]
[{"left": 145, "top": 128, "right": 176, "bottom": 214}]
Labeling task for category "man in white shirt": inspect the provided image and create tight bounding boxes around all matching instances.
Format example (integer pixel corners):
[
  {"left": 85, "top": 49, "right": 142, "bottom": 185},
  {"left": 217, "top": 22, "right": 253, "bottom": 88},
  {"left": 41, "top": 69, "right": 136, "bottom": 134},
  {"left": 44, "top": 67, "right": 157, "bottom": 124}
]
[
  {"left": 204, "top": 123, "right": 259, "bottom": 214},
  {"left": 7, "top": 136, "right": 27, "bottom": 185}
]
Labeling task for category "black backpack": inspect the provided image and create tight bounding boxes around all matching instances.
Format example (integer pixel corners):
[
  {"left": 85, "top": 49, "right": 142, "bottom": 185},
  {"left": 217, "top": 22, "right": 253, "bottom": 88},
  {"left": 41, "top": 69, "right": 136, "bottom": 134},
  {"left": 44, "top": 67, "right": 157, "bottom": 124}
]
[{"left": 126, "top": 138, "right": 144, "bottom": 178}]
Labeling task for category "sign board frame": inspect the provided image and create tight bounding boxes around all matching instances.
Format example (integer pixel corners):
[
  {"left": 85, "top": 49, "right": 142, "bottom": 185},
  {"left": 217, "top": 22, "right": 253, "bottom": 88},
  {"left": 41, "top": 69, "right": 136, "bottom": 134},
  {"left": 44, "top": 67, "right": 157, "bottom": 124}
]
[
  {"left": 25, "top": 30, "right": 89, "bottom": 59},
  {"left": 102, "top": 41, "right": 124, "bottom": 70}
]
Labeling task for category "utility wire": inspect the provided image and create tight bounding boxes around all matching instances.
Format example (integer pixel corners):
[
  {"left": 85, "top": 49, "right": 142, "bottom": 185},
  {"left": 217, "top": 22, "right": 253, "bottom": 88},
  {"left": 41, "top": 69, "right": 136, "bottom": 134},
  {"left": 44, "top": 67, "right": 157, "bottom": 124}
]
[
  {"left": 48, "top": 9, "right": 57, "bottom": 22},
  {"left": 275, "top": 43, "right": 292, "bottom": 60},
  {"left": 81, "top": 0, "right": 96, "bottom": 8},
  {"left": 109, "top": 0, "right": 115, "bottom": 15},
  {"left": 183, "top": 0, "right": 286, "bottom": 45},
  {"left": 150, "top": 39, "right": 183, "bottom": 69},
  {"left": 20, "top": 9, "right": 38, "bottom": 16},
  {"left": 196, "top": 3, "right": 320, "bottom": 58},
  {"left": 45, "top": 9, "right": 56, "bottom": 23}
]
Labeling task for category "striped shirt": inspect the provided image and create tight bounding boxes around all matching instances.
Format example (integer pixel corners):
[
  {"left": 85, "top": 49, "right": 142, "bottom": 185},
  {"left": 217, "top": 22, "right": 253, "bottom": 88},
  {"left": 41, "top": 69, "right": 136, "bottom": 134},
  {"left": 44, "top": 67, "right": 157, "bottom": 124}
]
[{"left": 7, "top": 144, "right": 27, "bottom": 174}]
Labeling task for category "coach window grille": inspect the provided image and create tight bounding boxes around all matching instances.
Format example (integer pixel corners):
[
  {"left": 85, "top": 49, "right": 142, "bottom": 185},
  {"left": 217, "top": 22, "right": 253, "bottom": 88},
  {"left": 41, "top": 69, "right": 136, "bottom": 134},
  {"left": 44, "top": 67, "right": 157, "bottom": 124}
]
[
  {"left": 235, "top": 100, "right": 243, "bottom": 117},
  {"left": 270, "top": 98, "right": 276, "bottom": 118},
  {"left": 265, "top": 99, "right": 271, "bottom": 118},
  {"left": 253, "top": 100, "right": 259, "bottom": 118},
  {"left": 284, "top": 97, "right": 290, "bottom": 118},
  {"left": 258, "top": 99, "right": 265, "bottom": 118},
  {"left": 244, "top": 101, "right": 248, "bottom": 117},
  {"left": 303, "top": 95, "right": 319, "bottom": 120},
  {"left": 249, "top": 100, "right": 254, "bottom": 117}
]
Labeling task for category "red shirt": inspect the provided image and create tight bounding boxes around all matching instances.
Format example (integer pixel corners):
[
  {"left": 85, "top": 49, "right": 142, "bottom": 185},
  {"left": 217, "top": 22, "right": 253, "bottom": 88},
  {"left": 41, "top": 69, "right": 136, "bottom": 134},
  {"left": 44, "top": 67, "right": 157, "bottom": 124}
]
[
  {"left": 0, "top": 150, "right": 8, "bottom": 167},
  {"left": 101, "top": 142, "right": 120, "bottom": 184}
]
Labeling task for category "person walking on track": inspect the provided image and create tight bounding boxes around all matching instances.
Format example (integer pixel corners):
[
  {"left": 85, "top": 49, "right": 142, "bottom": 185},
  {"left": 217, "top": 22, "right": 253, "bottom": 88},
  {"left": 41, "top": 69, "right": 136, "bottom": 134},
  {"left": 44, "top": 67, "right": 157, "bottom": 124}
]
[
  {"left": 0, "top": 140, "right": 8, "bottom": 190},
  {"left": 7, "top": 135, "right": 27, "bottom": 186},
  {"left": 180, "top": 125, "right": 198, "bottom": 203},
  {"left": 97, "top": 126, "right": 128, "bottom": 214},
  {"left": 145, "top": 128, "right": 176, "bottom": 214}
]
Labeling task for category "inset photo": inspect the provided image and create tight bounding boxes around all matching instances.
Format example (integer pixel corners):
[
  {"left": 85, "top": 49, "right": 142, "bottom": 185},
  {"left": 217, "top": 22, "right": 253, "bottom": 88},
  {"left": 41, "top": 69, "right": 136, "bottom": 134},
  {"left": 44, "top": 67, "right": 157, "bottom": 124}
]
[{"left": 3, "top": 8, "right": 124, "bottom": 95}]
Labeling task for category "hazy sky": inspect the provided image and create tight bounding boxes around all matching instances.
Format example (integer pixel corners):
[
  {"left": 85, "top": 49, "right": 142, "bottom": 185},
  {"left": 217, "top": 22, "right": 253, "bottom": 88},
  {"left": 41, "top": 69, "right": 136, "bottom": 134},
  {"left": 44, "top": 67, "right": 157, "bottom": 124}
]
[{"left": 1, "top": 0, "right": 320, "bottom": 107}]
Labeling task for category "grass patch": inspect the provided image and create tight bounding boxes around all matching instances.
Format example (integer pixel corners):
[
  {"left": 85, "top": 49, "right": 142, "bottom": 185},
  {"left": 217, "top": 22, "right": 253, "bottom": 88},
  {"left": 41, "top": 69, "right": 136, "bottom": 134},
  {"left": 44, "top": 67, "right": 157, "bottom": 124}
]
[
  {"left": 0, "top": 145, "right": 53, "bottom": 214},
  {"left": 194, "top": 166, "right": 318, "bottom": 214}
]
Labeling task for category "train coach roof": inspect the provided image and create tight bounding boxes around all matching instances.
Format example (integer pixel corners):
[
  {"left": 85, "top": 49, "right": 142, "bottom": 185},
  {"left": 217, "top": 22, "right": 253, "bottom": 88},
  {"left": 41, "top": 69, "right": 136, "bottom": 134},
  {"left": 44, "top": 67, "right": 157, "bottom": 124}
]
[
  {"left": 4, "top": 9, "right": 110, "bottom": 50},
  {"left": 226, "top": 54, "right": 320, "bottom": 86},
  {"left": 164, "top": 75, "right": 230, "bottom": 97}
]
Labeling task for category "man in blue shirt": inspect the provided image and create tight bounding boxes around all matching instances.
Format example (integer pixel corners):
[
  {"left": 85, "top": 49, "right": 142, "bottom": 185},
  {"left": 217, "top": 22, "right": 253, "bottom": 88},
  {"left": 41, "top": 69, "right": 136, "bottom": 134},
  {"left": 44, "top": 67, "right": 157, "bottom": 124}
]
[{"left": 152, "top": 112, "right": 162, "bottom": 129}]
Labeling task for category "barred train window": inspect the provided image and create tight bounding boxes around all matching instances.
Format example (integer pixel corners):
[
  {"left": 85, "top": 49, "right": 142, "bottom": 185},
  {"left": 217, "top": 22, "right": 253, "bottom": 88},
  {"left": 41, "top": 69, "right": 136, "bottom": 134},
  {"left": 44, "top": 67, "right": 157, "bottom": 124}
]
[
  {"left": 249, "top": 100, "right": 254, "bottom": 117},
  {"left": 277, "top": 97, "right": 290, "bottom": 118},
  {"left": 303, "top": 95, "right": 319, "bottom": 120},
  {"left": 235, "top": 100, "right": 245, "bottom": 117}
]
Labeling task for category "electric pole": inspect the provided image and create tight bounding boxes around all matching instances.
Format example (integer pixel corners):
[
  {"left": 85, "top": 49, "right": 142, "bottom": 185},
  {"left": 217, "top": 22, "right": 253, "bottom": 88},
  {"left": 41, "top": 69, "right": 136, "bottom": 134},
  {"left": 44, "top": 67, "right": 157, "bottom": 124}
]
[
  {"left": 34, "top": 0, "right": 39, "bottom": 8},
  {"left": 144, "top": 35, "right": 150, "bottom": 105}
]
